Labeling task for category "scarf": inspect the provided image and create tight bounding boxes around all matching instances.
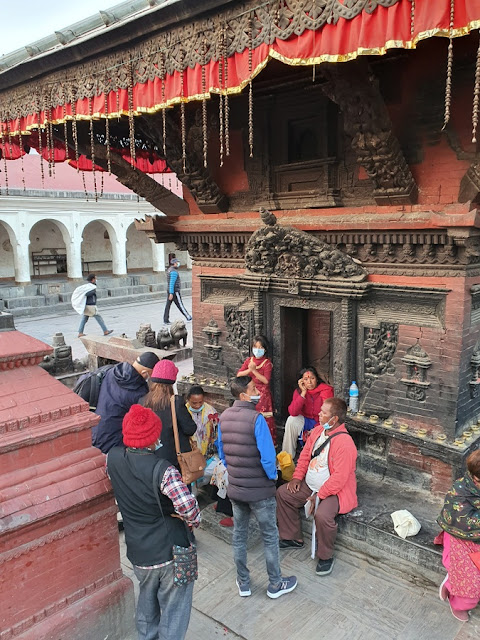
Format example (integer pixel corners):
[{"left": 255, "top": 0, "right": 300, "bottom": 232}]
[{"left": 437, "top": 472, "right": 480, "bottom": 541}]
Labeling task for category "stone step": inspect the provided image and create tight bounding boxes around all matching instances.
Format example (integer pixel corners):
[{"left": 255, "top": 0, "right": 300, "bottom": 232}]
[{"left": 200, "top": 471, "right": 444, "bottom": 587}]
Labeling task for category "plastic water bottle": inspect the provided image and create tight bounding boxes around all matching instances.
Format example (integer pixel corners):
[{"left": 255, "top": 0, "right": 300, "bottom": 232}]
[{"left": 349, "top": 381, "right": 359, "bottom": 415}]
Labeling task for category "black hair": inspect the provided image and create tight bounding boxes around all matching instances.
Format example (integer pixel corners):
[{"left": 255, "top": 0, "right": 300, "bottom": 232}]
[
  {"left": 230, "top": 375, "right": 251, "bottom": 399},
  {"left": 252, "top": 334, "right": 270, "bottom": 355},
  {"left": 298, "top": 366, "right": 323, "bottom": 391},
  {"left": 87, "top": 273, "right": 96, "bottom": 282},
  {"left": 187, "top": 385, "right": 205, "bottom": 398}
]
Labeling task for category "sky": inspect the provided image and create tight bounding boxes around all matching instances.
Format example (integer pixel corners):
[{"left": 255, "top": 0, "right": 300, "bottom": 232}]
[{"left": 1, "top": 1, "right": 117, "bottom": 56}]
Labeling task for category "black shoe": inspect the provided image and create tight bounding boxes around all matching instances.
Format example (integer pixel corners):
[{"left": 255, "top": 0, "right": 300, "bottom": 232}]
[
  {"left": 316, "top": 557, "right": 335, "bottom": 576},
  {"left": 164, "top": 321, "right": 171, "bottom": 325},
  {"left": 279, "top": 539, "right": 304, "bottom": 549}
]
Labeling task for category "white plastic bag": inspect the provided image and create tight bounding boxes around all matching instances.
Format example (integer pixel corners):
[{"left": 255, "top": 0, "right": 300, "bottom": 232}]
[{"left": 390, "top": 509, "right": 421, "bottom": 539}]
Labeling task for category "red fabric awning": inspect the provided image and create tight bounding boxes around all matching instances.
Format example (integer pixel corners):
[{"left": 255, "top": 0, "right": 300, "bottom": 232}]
[{"left": 0, "top": 0, "right": 479, "bottom": 156}]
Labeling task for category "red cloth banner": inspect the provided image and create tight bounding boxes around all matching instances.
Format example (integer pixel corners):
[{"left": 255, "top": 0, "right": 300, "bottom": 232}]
[{"left": 1, "top": 0, "right": 479, "bottom": 137}]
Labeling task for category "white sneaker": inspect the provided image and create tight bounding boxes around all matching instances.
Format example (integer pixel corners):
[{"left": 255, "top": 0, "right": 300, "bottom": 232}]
[{"left": 236, "top": 579, "right": 251, "bottom": 597}]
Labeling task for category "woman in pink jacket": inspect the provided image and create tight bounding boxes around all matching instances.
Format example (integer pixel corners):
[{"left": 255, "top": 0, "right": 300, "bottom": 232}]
[
  {"left": 276, "top": 397, "right": 357, "bottom": 576},
  {"left": 281, "top": 366, "right": 334, "bottom": 458}
]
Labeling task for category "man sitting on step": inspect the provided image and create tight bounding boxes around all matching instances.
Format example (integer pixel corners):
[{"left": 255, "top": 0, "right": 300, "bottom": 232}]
[{"left": 276, "top": 397, "right": 357, "bottom": 576}]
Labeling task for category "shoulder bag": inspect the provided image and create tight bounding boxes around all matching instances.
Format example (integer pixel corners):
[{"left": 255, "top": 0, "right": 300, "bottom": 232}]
[
  {"left": 152, "top": 459, "right": 198, "bottom": 586},
  {"left": 171, "top": 395, "right": 206, "bottom": 485}
]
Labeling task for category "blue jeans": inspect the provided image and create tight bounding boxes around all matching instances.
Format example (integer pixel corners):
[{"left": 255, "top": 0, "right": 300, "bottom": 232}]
[
  {"left": 133, "top": 562, "right": 194, "bottom": 640},
  {"left": 231, "top": 496, "right": 282, "bottom": 590},
  {"left": 78, "top": 313, "right": 108, "bottom": 334}
]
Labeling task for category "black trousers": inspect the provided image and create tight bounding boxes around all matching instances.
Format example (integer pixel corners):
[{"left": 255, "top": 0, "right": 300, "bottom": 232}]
[{"left": 163, "top": 291, "right": 191, "bottom": 322}]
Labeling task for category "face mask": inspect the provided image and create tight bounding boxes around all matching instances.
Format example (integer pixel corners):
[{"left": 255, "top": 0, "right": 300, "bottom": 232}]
[
  {"left": 249, "top": 395, "right": 261, "bottom": 405},
  {"left": 190, "top": 405, "right": 204, "bottom": 414},
  {"left": 155, "top": 441, "right": 163, "bottom": 451},
  {"left": 252, "top": 348, "right": 265, "bottom": 358},
  {"left": 322, "top": 419, "right": 335, "bottom": 431},
  {"left": 175, "top": 261, "right": 181, "bottom": 267}
]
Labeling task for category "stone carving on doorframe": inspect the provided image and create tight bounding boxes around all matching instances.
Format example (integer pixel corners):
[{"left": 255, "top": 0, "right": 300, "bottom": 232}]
[
  {"left": 224, "top": 305, "right": 254, "bottom": 362},
  {"left": 469, "top": 340, "right": 480, "bottom": 398},
  {"left": 245, "top": 208, "right": 366, "bottom": 281},
  {"left": 401, "top": 340, "right": 432, "bottom": 402},
  {"left": 363, "top": 322, "right": 398, "bottom": 388},
  {"left": 202, "top": 319, "right": 222, "bottom": 361}
]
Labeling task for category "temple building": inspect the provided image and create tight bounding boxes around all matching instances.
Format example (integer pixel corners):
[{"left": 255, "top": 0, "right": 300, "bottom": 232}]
[{"left": 1, "top": 0, "right": 480, "bottom": 522}]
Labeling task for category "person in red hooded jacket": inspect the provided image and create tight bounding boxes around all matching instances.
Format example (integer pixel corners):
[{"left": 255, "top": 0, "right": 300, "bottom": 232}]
[{"left": 281, "top": 366, "right": 334, "bottom": 458}]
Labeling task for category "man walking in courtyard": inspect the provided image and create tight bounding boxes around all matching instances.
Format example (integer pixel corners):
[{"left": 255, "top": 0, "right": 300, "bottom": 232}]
[
  {"left": 217, "top": 375, "right": 298, "bottom": 599},
  {"left": 163, "top": 257, "right": 192, "bottom": 324},
  {"left": 72, "top": 273, "right": 113, "bottom": 338}
]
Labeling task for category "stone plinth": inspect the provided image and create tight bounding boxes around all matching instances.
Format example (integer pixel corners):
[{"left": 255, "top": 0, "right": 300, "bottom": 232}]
[
  {"left": 0, "top": 317, "right": 134, "bottom": 640},
  {"left": 80, "top": 334, "right": 192, "bottom": 370}
]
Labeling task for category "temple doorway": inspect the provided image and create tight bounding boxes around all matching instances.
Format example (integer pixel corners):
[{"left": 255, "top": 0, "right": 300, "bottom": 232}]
[{"left": 280, "top": 307, "right": 332, "bottom": 415}]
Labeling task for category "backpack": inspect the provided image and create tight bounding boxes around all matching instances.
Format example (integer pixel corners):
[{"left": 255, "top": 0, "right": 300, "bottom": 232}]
[{"left": 73, "top": 364, "right": 115, "bottom": 411}]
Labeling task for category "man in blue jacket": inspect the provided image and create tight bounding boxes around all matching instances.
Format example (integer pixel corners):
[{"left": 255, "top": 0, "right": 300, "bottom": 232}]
[
  {"left": 92, "top": 351, "right": 159, "bottom": 453},
  {"left": 163, "top": 257, "right": 192, "bottom": 324},
  {"left": 217, "top": 376, "right": 298, "bottom": 600}
]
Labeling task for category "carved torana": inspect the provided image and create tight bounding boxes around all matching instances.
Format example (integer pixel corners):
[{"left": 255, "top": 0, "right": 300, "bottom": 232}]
[
  {"left": 245, "top": 209, "right": 367, "bottom": 281},
  {"left": 321, "top": 61, "right": 418, "bottom": 205}
]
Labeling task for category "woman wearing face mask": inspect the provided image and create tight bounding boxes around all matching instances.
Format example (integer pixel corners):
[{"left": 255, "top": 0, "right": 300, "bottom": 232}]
[
  {"left": 281, "top": 366, "right": 334, "bottom": 458},
  {"left": 186, "top": 385, "right": 219, "bottom": 457},
  {"left": 237, "top": 335, "right": 277, "bottom": 446},
  {"left": 186, "top": 385, "right": 234, "bottom": 526}
]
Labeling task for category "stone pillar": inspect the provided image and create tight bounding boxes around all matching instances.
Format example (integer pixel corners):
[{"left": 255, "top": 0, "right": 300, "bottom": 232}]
[
  {"left": 66, "top": 235, "right": 83, "bottom": 280},
  {"left": 0, "top": 313, "right": 135, "bottom": 640},
  {"left": 13, "top": 238, "right": 31, "bottom": 284},
  {"left": 151, "top": 239, "right": 165, "bottom": 272},
  {"left": 112, "top": 230, "right": 127, "bottom": 276}
]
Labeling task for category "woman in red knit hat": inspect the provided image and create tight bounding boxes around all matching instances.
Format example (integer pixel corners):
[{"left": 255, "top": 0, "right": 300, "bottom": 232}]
[{"left": 140, "top": 359, "right": 197, "bottom": 470}]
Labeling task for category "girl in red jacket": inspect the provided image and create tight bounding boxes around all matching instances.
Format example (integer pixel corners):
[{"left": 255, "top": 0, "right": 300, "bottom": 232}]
[
  {"left": 237, "top": 335, "right": 277, "bottom": 445},
  {"left": 281, "top": 366, "right": 333, "bottom": 458}
]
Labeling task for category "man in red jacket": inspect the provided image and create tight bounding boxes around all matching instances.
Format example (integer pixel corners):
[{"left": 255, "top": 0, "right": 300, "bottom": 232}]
[{"left": 276, "top": 397, "right": 357, "bottom": 576}]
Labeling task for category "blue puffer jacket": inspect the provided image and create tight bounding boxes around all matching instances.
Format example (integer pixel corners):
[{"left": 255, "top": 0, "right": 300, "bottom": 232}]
[{"left": 92, "top": 362, "right": 149, "bottom": 454}]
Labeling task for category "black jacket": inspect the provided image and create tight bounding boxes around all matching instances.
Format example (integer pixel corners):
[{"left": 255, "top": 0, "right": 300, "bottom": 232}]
[
  {"left": 92, "top": 363, "right": 149, "bottom": 453},
  {"left": 107, "top": 449, "right": 190, "bottom": 566}
]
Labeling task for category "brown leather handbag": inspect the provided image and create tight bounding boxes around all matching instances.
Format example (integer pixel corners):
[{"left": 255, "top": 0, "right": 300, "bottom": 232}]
[{"left": 171, "top": 395, "right": 206, "bottom": 484}]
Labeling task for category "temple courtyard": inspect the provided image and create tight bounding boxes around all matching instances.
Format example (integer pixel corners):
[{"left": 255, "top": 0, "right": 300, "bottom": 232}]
[{"left": 12, "top": 299, "right": 480, "bottom": 639}]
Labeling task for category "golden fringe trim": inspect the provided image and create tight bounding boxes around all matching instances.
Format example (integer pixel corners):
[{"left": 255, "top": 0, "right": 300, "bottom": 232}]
[{"left": 5, "top": 19, "right": 480, "bottom": 137}]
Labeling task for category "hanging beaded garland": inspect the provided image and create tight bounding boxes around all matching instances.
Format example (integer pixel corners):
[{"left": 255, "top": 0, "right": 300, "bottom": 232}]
[
  {"left": 62, "top": 83, "right": 69, "bottom": 160},
  {"left": 70, "top": 87, "right": 80, "bottom": 172},
  {"left": 218, "top": 25, "right": 225, "bottom": 167},
  {"left": 180, "top": 57, "right": 187, "bottom": 173},
  {"left": 472, "top": 30, "right": 480, "bottom": 143},
  {"left": 201, "top": 37, "right": 208, "bottom": 168},
  {"left": 160, "top": 51, "right": 167, "bottom": 158},
  {"left": 36, "top": 93, "right": 45, "bottom": 186},
  {"left": 442, "top": 0, "right": 455, "bottom": 130},
  {"left": 17, "top": 109, "right": 26, "bottom": 192},
  {"left": 0, "top": 118, "right": 9, "bottom": 196},
  {"left": 89, "top": 96, "right": 98, "bottom": 202},
  {"left": 104, "top": 84, "right": 112, "bottom": 174},
  {"left": 248, "top": 12, "right": 254, "bottom": 158},
  {"left": 128, "top": 60, "right": 136, "bottom": 166}
]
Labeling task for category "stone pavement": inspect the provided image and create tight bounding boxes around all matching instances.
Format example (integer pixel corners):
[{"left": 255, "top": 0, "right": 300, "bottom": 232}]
[
  {"left": 14, "top": 295, "right": 194, "bottom": 366},
  {"left": 119, "top": 526, "right": 480, "bottom": 640}
]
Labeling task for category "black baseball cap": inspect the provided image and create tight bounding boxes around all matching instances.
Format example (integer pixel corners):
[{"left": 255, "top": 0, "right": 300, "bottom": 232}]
[{"left": 136, "top": 352, "right": 160, "bottom": 370}]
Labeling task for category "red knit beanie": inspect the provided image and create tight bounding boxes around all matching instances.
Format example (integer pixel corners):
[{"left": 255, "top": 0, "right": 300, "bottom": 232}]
[
  {"left": 122, "top": 405, "right": 162, "bottom": 448},
  {"left": 151, "top": 359, "right": 179, "bottom": 384}
]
